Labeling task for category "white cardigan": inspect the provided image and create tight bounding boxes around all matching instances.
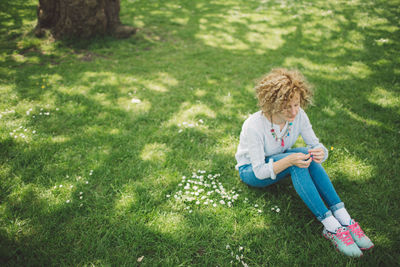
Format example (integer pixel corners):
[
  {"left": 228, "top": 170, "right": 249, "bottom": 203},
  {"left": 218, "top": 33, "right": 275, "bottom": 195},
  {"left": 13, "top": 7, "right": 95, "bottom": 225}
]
[{"left": 235, "top": 108, "right": 328, "bottom": 179}]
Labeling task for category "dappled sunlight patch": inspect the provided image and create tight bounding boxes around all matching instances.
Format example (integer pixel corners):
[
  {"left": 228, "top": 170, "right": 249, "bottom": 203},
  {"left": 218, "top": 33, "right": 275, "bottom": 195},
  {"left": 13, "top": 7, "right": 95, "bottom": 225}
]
[
  {"left": 211, "top": 135, "right": 237, "bottom": 156},
  {"left": 81, "top": 71, "right": 119, "bottom": 87},
  {"left": 114, "top": 183, "right": 139, "bottom": 213},
  {"left": 331, "top": 153, "right": 373, "bottom": 180},
  {"left": 140, "top": 142, "right": 170, "bottom": 163},
  {"left": 367, "top": 87, "right": 399, "bottom": 109},
  {"left": 51, "top": 135, "right": 71, "bottom": 143},
  {"left": 165, "top": 102, "right": 215, "bottom": 129},
  {"left": 196, "top": 11, "right": 295, "bottom": 52},
  {"left": 194, "top": 89, "right": 207, "bottom": 97},
  {"left": 342, "top": 107, "right": 382, "bottom": 127},
  {"left": 283, "top": 57, "right": 334, "bottom": 74},
  {"left": 284, "top": 57, "right": 372, "bottom": 80},
  {"left": 196, "top": 31, "right": 250, "bottom": 51},
  {"left": 345, "top": 61, "right": 371, "bottom": 79},
  {"left": 170, "top": 17, "right": 189, "bottom": 26},
  {"left": 132, "top": 15, "right": 145, "bottom": 28},
  {"left": 118, "top": 96, "right": 151, "bottom": 113},
  {"left": 147, "top": 212, "right": 185, "bottom": 234},
  {"left": 245, "top": 26, "right": 295, "bottom": 52},
  {"left": 140, "top": 72, "right": 178, "bottom": 92},
  {"left": 322, "top": 106, "right": 336, "bottom": 117}
]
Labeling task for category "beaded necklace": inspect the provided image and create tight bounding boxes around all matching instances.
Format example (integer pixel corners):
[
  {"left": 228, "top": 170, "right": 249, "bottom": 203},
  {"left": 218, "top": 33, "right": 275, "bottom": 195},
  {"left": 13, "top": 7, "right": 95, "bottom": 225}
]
[{"left": 270, "top": 118, "right": 293, "bottom": 147}]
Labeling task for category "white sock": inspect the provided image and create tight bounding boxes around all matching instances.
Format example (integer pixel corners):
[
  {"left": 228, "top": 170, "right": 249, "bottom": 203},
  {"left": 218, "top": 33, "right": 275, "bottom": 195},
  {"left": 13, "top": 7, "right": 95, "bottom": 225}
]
[
  {"left": 321, "top": 216, "right": 342, "bottom": 233},
  {"left": 333, "top": 208, "right": 352, "bottom": 226}
]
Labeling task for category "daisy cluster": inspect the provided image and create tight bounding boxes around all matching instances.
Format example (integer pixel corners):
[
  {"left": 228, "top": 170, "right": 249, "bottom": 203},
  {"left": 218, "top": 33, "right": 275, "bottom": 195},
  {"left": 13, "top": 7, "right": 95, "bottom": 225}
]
[
  {"left": 54, "top": 170, "right": 92, "bottom": 207},
  {"left": 166, "top": 169, "right": 240, "bottom": 213},
  {"left": 0, "top": 109, "right": 16, "bottom": 119},
  {"left": 271, "top": 205, "right": 280, "bottom": 213},
  {"left": 226, "top": 244, "right": 249, "bottom": 267},
  {"left": 9, "top": 126, "right": 36, "bottom": 140},
  {"left": 177, "top": 119, "right": 204, "bottom": 133},
  {"left": 28, "top": 107, "right": 59, "bottom": 118}
]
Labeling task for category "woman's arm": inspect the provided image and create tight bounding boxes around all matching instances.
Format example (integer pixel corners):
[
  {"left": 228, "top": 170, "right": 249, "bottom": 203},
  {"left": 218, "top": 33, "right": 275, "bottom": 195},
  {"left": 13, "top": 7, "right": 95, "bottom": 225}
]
[{"left": 299, "top": 110, "right": 329, "bottom": 163}]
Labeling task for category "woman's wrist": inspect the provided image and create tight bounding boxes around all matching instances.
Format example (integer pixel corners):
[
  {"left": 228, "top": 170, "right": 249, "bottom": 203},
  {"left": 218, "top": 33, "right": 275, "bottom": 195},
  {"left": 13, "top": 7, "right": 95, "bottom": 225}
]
[{"left": 285, "top": 154, "right": 294, "bottom": 167}]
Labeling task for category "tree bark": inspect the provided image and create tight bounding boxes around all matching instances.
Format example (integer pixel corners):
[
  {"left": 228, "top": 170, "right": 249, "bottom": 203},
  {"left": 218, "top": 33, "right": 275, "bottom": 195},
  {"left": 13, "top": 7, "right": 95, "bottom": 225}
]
[{"left": 35, "top": 0, "right": 135, "bottom": 39}]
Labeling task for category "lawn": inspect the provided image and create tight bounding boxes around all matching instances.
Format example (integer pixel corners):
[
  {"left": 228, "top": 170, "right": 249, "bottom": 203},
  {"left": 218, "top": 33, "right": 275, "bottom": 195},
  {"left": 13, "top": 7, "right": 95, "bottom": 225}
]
[{"left": 1, "top": 0, "right": 399, "bottom": 266}]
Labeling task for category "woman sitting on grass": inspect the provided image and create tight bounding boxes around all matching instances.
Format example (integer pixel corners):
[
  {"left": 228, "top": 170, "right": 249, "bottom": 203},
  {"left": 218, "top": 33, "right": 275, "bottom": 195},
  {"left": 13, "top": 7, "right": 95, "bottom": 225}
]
[{"left": 235, "top": 68, "right": 373, "bottom": 257}]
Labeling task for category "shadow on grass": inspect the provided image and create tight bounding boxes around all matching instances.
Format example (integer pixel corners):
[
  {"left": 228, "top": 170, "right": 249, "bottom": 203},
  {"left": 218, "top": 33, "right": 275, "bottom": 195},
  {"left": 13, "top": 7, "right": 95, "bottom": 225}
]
[{"left": 1, "top": 0, "right": 399, "bottom": 265}]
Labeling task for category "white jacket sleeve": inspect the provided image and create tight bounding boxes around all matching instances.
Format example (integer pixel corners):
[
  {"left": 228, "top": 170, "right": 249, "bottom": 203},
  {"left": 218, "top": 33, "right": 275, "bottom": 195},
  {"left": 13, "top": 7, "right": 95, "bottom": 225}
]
[
  {"left": 300, "top": 110, "right": 329, "bottom": 163},
  {"left": 245, "top": 126, "right": 273, "bottom": 179}
]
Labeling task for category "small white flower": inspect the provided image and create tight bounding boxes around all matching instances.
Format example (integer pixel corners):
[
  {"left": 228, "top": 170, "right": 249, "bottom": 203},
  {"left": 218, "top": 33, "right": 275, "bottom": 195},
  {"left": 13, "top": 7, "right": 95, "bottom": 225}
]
[
  {"left": 166, "top": 194, "right": 171, "bottom": 198},
  {"left": 189, "top": 210, "right": 193, "bottom": 213},
  {"left": 59, "top": 185, "right": 63, "bottom": 188},
  {"left": 85, "top": 181, "right": 89, "bottom": 184},
  {"left": 239, "top": 246, "right": 243, "bottom": 251},
  {"left": 254, "top": 204, "right": 258, "bottom": 207},
  {"left": 80, "top": 192, "right": 83, "bottom": 195},
  {"left": 56, "top": 108, "right": 59, "bottom": 111},
  {"left": 66, "top": 200, "right": 70, "bottom": 203},
  {"left": 236, "top": 255, "right": 240, "bottom": 261},
  {"left": 80, "top": 196, "right": 83, "bottom": 199},
  {"left": 276, "top": 208, "right": 280, "bottom": 213},
  {"left": 220, "top": 200, "right": 225, "bottom": 205},
  {"left": 213, "top": 203, "right": 217, "bottom": 207},
  {"left": 258, "top": 209, "right": 262, "bottom": 213},
  {"left": 196, "top": 201, "right": 200, "bottom": 205},
  {"left": 131, "top": 98, "right": 141, "bottom": 103}
]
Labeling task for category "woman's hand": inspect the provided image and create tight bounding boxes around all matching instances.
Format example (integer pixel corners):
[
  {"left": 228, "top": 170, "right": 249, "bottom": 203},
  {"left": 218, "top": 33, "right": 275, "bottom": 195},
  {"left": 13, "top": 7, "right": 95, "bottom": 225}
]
[
  {"left": 308, "top": 148, "right": 325, "bottom": 163},
  {"left": 289, "top": 153, "right": 312, "bottom": 168}
]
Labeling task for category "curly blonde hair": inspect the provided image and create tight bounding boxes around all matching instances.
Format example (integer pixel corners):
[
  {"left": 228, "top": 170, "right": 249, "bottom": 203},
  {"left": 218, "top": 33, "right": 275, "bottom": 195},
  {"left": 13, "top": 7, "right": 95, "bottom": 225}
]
[{"left": 255, "top": 68, "right": 313, "bottom": 116}]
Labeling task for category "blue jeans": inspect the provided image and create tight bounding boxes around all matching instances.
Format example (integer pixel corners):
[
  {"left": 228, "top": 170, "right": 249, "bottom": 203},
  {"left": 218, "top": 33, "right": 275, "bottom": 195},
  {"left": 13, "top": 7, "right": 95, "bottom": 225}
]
[{"left": 239, "top": 147, "right": 344, "bottom": 221}]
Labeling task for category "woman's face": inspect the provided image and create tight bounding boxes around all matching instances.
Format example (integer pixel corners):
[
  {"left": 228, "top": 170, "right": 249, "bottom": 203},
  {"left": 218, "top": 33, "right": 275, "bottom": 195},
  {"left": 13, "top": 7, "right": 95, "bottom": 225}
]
[{"left": 277, "top": 93, "right": 300, "bottom": 122}]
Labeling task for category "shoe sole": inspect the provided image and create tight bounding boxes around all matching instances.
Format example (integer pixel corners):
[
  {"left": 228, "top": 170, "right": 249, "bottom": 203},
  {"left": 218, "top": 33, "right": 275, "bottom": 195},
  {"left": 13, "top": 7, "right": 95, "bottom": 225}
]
[
  {"left": 360, "top": 244, "right": 374, "bottom": 251},
  {"left": 322, "top": 232, "right": 363, "bottom": 257}
]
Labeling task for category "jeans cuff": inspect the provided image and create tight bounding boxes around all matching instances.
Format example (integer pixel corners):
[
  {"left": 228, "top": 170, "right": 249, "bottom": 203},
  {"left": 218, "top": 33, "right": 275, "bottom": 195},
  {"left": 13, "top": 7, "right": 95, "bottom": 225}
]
[
  {"left": 329, "top": 202, "right": 344, "bottom": 212},
  {"left": 317, "top": 210, "right": 333, "bottom": 221}
]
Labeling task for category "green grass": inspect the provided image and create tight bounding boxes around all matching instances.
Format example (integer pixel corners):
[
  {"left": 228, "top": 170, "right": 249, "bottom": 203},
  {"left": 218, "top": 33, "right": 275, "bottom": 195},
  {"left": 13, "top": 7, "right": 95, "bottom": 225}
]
[{"left": 1, "top": 0, "right": 399, "bottom": 265}]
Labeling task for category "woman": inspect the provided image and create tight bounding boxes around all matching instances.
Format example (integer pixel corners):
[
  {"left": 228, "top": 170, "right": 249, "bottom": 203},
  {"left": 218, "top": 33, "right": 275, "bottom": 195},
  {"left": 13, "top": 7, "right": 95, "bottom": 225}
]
[{"left": 235, "top": 68, "right": 373, "bottom": 257}]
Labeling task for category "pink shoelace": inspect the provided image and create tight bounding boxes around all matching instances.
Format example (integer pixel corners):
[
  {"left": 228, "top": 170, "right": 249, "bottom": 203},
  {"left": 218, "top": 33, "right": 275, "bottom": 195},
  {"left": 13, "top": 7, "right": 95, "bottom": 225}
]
[
  {"left": 335, "top": 228, "right": 354, "bottom": 246},
  {"left": 348, "top": 221, "right": 365, "bottom": 239}
]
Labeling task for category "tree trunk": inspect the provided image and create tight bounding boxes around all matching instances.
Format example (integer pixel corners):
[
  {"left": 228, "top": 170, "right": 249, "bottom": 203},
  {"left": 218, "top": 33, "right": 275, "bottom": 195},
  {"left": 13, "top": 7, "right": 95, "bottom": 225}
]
[{"left": 35, "top": 0, "right": 135, "bottom": 39}]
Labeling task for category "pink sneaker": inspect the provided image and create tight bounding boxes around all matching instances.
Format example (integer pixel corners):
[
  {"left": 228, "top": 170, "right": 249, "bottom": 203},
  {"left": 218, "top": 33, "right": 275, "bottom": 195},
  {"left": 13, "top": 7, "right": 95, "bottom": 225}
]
[
  {"left": 323, "top": 227, "right": 363, "bottom": 257},
  {"left": 348, "top": 219, "right": 374, "bottom": 250}
]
